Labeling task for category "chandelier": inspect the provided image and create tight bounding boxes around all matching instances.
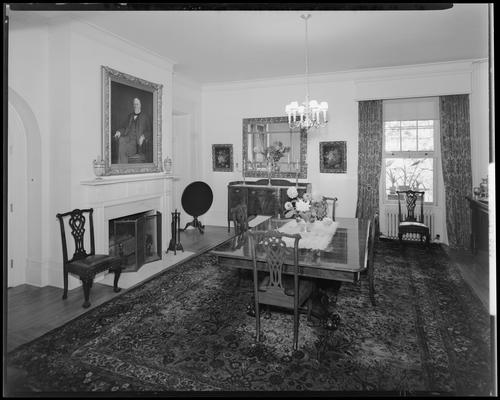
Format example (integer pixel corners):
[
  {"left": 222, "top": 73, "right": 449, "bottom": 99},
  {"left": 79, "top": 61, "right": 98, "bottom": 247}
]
[{"left": 285, "top": 14, "right": 328, "bottom": 131}]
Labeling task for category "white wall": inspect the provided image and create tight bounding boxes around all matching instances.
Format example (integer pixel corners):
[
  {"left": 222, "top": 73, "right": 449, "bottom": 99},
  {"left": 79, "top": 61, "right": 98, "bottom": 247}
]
[
  {"left": 200, "top": 61, "right": 490, "bottom": 246},
  {"left": 201, "top": 77, "right": 359, "bottom": 226},
  {"left": 172, "top": 73, "right": 203, "bottom": 227},
  {"left": 8, "top": 16, "right": 175, "bottom": 287},
  {"left": 470, "top": 60, "right": 490, "bottom": 186}
]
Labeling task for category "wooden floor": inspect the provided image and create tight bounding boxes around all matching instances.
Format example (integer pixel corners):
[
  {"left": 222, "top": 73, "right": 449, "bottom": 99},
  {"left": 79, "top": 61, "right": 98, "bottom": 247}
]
[
  {"left": 6, "top": 228, "right": 490, "bottom": 353},
  {"left": 6, "top": 225, "right": 234, "bottom": 353}
]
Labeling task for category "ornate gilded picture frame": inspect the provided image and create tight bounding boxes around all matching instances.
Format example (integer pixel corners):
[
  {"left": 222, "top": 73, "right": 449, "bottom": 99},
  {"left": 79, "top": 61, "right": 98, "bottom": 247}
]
[
  {"left": 320, "top": 141, "right": 347, "bottom": 173},
  {"left": 101, "top": 66, "right": 163, "bottom": 175},
  {"left": 212, "top": 144, "right": 233, "bottom": 172}
]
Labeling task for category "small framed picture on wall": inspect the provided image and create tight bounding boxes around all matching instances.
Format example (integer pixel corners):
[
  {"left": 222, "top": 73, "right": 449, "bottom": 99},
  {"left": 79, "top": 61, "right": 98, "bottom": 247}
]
[
  {"left": 320, "top": 141, "right": 347, "bottom": 173},
  {"left": 212, "top": 144, "right": 233, "bottom": 172}
]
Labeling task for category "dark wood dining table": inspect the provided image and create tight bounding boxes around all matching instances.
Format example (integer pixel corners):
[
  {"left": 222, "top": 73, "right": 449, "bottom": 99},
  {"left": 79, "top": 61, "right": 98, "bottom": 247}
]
[{"left": 210, "top": 216, "right": 372, "bottom": 329}]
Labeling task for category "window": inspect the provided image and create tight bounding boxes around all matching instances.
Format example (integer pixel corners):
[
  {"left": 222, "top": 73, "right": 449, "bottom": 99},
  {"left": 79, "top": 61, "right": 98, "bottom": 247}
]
[{"left": 383, "top": 98, "right": 439, "bottom": 204}]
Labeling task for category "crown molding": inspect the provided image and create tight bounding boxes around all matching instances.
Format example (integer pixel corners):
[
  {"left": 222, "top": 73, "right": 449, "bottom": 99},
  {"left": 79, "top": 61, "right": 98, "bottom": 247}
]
[
  {"left": 201, "top": 59, "right": 482, "bottom": 93},
  {"left": 43, "top": 15, "right": 176, "bottom": 73}
]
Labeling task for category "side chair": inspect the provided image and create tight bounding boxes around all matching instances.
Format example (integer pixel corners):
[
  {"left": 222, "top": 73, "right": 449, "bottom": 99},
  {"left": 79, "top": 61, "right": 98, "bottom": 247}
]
[
  {"left": 362, "top": 213, "right": 379, "bottom": 306},
  {"left": 323, "top": 196, "right": 338, "bottom": 221},
  {"left": 248, "top": 230, "right": 315, "bottom": 351},
  {"left": 230, "top": 204, "right": 250, "bottom": 285},
  {"left": 396, "top": 190, "right": 430, "bottom": 245},
  {"left": 56, "top": 208, "right": 123, "bottom": 308}
]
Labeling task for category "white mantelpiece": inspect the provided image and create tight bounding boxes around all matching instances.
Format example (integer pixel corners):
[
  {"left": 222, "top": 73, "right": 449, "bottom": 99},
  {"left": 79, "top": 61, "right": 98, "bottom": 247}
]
[{"left": 77, "top": 173, "right": 177, "bottom": 288}]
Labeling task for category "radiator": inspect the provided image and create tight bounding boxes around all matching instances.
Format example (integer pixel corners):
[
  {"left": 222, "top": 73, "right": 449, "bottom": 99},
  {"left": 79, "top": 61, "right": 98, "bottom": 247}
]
[{"left": 384, "top": 208, "right": 435, "bottom": 240}]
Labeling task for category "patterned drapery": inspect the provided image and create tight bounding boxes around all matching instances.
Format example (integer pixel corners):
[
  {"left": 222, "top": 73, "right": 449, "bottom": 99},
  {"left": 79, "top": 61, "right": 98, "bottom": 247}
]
[
  {"left": 355, "top": 100, "right": 383, "bottom": 219},
  {"left": 439, "top": 94, "right": 472, "bottom": 249}
]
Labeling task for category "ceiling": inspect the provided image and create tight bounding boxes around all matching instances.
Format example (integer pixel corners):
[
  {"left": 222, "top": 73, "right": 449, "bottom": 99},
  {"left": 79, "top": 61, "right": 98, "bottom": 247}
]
[{"left": 9, "top": 4, "right": 489, "bottom": 85}]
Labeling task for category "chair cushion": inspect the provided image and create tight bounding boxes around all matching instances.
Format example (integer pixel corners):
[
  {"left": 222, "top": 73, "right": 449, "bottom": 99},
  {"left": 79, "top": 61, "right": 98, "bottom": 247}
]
[
  {"left": 67, "top": 254, "right": 122, "bottom": 278},
  {"left": 258, "top": 275, "right": 315, "bottom": 307}
]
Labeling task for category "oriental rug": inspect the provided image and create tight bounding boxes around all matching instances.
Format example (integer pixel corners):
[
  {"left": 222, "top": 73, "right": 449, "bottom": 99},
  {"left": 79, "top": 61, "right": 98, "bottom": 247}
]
[{"left": 7, "top": 241, "right": 492, "bottom": 395}]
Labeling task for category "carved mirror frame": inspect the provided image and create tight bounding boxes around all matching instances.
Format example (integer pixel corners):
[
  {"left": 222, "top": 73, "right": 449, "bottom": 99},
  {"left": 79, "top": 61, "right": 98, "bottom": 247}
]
[{"left": 242, "top": 116, "right": 307, "bottom": 179}]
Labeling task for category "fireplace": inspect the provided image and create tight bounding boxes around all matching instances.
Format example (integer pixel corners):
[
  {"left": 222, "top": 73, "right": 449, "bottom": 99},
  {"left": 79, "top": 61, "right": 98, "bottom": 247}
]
[{"left": 108, "top": 210, "right": 162, "bottom": 272}]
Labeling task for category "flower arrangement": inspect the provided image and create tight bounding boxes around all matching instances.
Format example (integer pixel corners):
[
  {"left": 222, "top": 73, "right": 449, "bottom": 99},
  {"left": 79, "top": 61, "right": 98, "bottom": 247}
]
[
  {"left": 264, "top": 141, "right": 290, "bottom": 164},
  {"left": 284, "top": 188, "right": 329, "bottom": 223}
]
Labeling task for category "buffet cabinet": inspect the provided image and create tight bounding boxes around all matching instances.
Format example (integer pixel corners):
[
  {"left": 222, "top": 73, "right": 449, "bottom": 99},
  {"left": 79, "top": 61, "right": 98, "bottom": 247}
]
[
  {"left": 227, "top": 179, "right": 311, "bottom": 231},
  {"left": 466, "top": 196, "right": 489, "bottom": 254}
]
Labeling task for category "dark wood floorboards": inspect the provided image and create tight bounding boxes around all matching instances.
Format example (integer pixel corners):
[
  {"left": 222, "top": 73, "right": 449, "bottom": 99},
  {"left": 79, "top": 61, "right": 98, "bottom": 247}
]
[
  {"left": 6, "top": 230, "right": 490, "bottom": 354},
  {"left": 6, "top": 226, "right": 234, "bottom": 353}
]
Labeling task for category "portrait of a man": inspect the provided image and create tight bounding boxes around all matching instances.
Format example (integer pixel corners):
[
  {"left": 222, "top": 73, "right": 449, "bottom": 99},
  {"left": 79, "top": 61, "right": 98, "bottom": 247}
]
[
  {"left": 111, "top": 81, "right": 154, "bottom": 164},
  {"left": 320, "top": 141, "right": 347, "bottom": 173}
]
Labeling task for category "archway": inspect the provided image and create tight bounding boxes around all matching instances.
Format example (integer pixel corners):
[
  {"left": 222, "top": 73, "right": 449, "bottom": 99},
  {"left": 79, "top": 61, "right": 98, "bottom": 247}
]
[{"left": 8, "top": 88, "right": 42, "bottom": 287}]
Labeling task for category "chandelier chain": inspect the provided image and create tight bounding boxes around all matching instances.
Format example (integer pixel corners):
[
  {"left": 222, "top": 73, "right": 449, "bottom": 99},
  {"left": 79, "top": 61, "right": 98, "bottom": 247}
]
[{"left": 285, "top": 14, "right": 328, "bottom": 131}]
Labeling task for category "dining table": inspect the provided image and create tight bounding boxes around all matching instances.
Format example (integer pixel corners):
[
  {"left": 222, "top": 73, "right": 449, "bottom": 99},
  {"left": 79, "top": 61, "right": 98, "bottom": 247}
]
[{"left": 210, "top": 216, "right": 372, "bottom": 330}]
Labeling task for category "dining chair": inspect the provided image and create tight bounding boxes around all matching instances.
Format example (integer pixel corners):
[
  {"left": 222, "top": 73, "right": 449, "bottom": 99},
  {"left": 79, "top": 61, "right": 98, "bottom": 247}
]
[
  {"left": 230, "top": 204, "right": 249, "bottom": 235},
  {"left": 230, "top": 204, "right": 250, "bottom": 285},
  {"left": 248, "top": 230, "right": 315, "bottom": 351},
  {"left": 362, "top": 212, "right": 379, "bottom": 306},
  {"left": 56, "top": 208, "right": 123, "bottom": 308},
  {"left": 396, "top": 190, "right": 430, "bottom": 245},
  {"left": 323, "top": 196, "right": 338, "bottom": 221}
]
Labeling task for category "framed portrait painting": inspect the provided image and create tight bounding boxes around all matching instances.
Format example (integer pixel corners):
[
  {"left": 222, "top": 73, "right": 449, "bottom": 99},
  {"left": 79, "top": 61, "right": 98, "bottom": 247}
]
[
  {"left": 212, "top": 144, "right": 233, "bottom": 172},
  {"left": 320, "top": 141, "right": 347, "bottom": 173},
  {"left": 101, "top": 66, "right": 163, "bottom": 175}
]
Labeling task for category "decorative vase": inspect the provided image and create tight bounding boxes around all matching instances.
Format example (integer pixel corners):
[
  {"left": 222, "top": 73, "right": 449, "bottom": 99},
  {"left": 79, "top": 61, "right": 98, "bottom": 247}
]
[
  {"left": 296, "top": 218, "right": 306, "bottom": 232},
  {"left": 479, "top": 178, "right": 488, "bottom": 198},
  {"left": 306, "top": 221, "right": 313, "bottom": 232},
  {"left": 473, "top": 187, "right": 481, "bottom": 198},
  {"left": 164, "top": 157, "right": 172, "bottom": 174},
  {"left": 92, "top": 158, "right": 105, "bottom": 179}
]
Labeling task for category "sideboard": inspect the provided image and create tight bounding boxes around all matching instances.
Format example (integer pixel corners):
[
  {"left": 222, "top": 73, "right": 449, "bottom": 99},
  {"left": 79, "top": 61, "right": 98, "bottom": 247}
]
[
  {"left": 227, "top": 179, "right": 311, "bottom": 231},
  {"left": 466, "top": 196, "right": 489, "bottom": 254}
]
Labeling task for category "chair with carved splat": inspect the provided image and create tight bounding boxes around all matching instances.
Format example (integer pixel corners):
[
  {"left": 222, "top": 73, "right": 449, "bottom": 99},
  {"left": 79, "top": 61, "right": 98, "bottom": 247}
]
[
  {"left": 361, "top": 213, "right": 379, "bottom": 305},
  {"left": 397, "top": 190, "right": 430, "bottom": 245},
  {"left": 230, "top": 204, "right": 249, "bottom": 235},
  {"left": 248, "top": 230, "right": 315, "bottom": 351},
  {"left": 230, "top": 204, "right": 250, "bottom": 284},
  {"left": 323, "top": 196, "right": 338, "bottom": 221},
  {"left": 56, "top": 208, "right": 123, "bottom": 308}
]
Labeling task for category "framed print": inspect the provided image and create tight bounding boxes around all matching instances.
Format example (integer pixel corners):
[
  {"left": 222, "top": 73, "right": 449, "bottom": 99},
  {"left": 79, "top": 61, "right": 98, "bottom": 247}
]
[
  {"left": 212, "top": 144, "right": 233, "bottom": 172},
  {"left": 320, "top": 141, "right": 347, "bottom": 173},
  {"left": 102, "top": 66, "right": 163, "bottom": 175}
]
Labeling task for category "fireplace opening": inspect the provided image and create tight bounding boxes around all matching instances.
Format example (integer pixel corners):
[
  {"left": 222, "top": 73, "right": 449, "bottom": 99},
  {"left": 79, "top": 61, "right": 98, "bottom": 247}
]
[{"left": 108, "top": 210, "right": 162, "bottom": 272}]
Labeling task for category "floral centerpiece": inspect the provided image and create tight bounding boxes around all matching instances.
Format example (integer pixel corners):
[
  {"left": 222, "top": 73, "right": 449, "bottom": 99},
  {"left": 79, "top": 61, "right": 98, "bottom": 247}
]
[
  {"left": 284, "top": 187, "right": 329, "bottom": 223},
  {"left": 265, "top": 141, "right": 290, "bottom": 164}
]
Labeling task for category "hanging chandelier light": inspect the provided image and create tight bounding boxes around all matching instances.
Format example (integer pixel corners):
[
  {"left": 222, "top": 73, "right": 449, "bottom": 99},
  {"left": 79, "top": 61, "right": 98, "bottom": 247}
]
[{"left": 285, "top": 14, "right": 328, "bottom": 131}]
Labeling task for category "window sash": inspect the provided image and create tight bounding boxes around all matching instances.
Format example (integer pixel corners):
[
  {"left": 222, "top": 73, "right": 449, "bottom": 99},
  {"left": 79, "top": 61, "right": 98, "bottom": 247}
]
[{"left": 382, "top": 120, "right": 437, "bottom": 205}]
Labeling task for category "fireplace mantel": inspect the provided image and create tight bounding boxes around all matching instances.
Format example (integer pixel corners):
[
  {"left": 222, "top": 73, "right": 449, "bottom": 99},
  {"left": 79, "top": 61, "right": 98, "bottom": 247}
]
[{"left": 81, "top": 173, "right": 176, "bottom": 186}]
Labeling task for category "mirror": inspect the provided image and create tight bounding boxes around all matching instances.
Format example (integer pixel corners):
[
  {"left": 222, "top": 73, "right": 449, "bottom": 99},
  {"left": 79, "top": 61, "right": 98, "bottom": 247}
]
[{"left": 242, "top": 116, "right": 307, "bottom": 179}]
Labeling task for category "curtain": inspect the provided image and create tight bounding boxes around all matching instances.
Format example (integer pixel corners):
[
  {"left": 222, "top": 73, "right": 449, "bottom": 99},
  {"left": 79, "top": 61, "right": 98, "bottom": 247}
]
[
  {"left": 355, "top": 100, "right": 383, "bottom": 219},
  {"left": 439, "top": 94, "right": 472, "bottom": 249}
]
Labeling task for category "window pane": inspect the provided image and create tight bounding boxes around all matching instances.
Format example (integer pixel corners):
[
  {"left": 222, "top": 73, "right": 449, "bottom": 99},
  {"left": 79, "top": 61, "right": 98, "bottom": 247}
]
[
  {"left": 384, "top": 120, "right": 400, "bottom": 129},
  {"left": 401, "top": 120, "right": 417, "bottom": 128},
  {"left": 385, "top": 158, "right": 433, "bottom": 202},
  {"left": 418, "top": 128, "right": 434, "bottom": 151},
  {"left": 384, "top": 129, "right": 400, "bottom": 151},
  {"left": 401, "top": 128, "right": 417, "bottom": 151},
  {"left": 418, "top": 120, "right": 434, "bottom": 128}
]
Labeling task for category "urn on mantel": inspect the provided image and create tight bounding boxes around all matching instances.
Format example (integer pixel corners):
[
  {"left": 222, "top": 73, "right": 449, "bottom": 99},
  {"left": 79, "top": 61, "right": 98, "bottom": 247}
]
[
  {"left": 93, "top": 157, "right": 106, "bottom": 179},
  {"left": 163, "top": 157, "right": 173, "bottom": 174}
]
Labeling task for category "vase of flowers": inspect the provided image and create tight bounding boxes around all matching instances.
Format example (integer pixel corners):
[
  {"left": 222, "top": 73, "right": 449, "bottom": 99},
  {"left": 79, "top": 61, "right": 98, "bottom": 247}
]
[
  {"left": 284, "top": 187, "right": 329, "bottom": 225},
  {"left": 264, "top": 141, "right": 290, "bottom": 165}
]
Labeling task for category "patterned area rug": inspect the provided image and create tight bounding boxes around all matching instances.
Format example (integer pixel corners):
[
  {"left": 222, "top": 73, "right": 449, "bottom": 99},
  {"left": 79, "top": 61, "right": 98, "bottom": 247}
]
[{"left": 7, "top": 240, "right": 492, "bottom": 395}]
